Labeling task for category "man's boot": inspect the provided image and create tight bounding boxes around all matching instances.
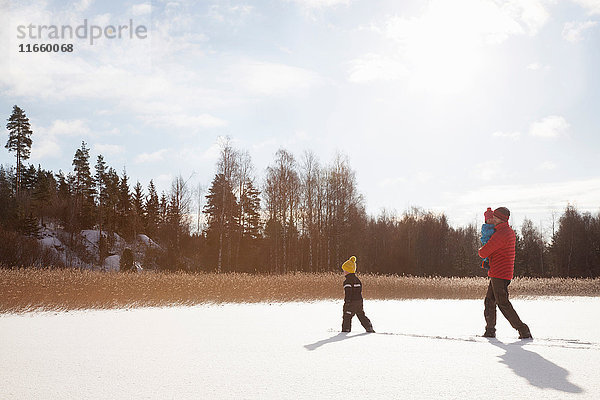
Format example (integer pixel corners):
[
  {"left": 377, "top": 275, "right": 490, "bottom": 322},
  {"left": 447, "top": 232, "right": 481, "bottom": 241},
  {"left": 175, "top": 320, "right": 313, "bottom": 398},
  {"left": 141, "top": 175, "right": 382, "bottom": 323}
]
[
  {"left": 518, "top": 324, "right": 532, "bottom": 339},
  {"left": 482, "top": 328, "right": 496, "bottom": 338}
]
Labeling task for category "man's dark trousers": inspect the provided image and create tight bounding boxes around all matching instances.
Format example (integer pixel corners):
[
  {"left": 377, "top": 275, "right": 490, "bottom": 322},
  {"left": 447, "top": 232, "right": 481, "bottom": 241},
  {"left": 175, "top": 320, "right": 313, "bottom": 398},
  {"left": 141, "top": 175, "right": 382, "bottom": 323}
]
[
  {"left": 342, "top": 300, "right": 372, "bottom": 332},
  {"left": 484, "top": 277, "right": 527, "bottom": 333}
]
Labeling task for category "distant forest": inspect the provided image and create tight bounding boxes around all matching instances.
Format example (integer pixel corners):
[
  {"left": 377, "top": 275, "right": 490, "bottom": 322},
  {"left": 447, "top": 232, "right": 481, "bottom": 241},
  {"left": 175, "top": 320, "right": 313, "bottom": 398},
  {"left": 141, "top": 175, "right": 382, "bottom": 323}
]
[{"left": 2, "top": 105, "right": 599, "bottom": 277}]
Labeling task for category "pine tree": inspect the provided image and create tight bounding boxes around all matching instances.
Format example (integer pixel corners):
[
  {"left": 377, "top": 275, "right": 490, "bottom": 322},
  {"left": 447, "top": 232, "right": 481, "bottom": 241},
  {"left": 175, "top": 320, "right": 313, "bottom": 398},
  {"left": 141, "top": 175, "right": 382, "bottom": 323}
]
[
  {"left": 240, "top": 178, "right": 261, "bottom": 240},
  {"left": 237, "top": 177, "right": 261, "bottom": 271},
  {"left": 145, "top": 180, "right": 159, "bottom": 238},
  {"left": 204, "top": 173, "right": 239, "bottom": 272},
  {"left": 132, "top": 181, "right": 145, "bottom": 238},
  {"left": 32, "top": 165, "right": 56, "bottom": 226},
  {"left": 166, "top": 175, "right": 192, "bottom": 260},
  {"left": 0, "top": 165, "right": 16, "bottom": 227},
  {"left": 158, "top": 191, "right": 169, "bottom": 244},
  {"left": 5, "top": 105, "right": 33, "bottom": 197},
  {"left": 94, "top": 155, "right": 109, "bottom": 260},
  {"left": 72, "top": 141, "right": 95, "bottom": 228},
  {"left": 21, "top": 164, "right": 37, "bottom": 192},
  {"left": 104, "top": 167, "right": 120, "bottom": 235},
  {"left": 117, "top": 168, "right": 132, "bottom": 239},
  {"left": 55, "top": 170, "right": 76, "bottom": 236},
  {"left": 16, "top": 205, "right": 40, "bottom": 238}
]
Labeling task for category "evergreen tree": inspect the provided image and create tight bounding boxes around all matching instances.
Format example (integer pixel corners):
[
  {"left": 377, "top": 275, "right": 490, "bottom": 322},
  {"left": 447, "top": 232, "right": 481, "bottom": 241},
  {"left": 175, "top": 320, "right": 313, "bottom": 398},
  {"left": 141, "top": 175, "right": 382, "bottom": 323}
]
[
  {"left": 132, "top": 181, "right": 145, "bottom": 237},
  {"left": 167, "top": 175, "right": 192, "bottom": 253},
  {"left": 240, "top": 178, "right": 261, "bottom": 240},
  {"left": 5, "top": 105, "right": 33, "bottom": 196},
  {"left": 15, "top": 205, "right": 40, "bottom": 238},
  {"left": 103, "top": 167, "right": 120, "bottom": 235},
  {"left": 237, "top": 177, "right": 261, "bottom": 271},
  {"left": 21, "top": 164, "right": 37, "bottom": 192},
  {"left": 204, "top": 173, "right": 239, "bottom": 272},
  {"left": 516, "top": 219, "right": 546, "bottom": 277},
  {"left": 159, "top": 192, "right": 168, "bottom": 225},
  {"left": 94, "top": 155, "right": 109, "bottom": 260},
  {"left": 145, "top": 180, "right": 159, "bottom": 237},
  {"left": 72, "top": 141, "right": 95, "bottom": 228},
  {"left": 32, "top": 165, "right": 56, "bottom": 226},
  {"left": 55, "top": 170, "right": 76, "bottom": 236},
  {"left": 117, "top": 168, "right": 132, "bottom": 239},
  {"left": 551, "top": 205, "right": 597, "bottom": 277},
  {"left": 0, "top": 165, "right": 16, "bottom": 227}
]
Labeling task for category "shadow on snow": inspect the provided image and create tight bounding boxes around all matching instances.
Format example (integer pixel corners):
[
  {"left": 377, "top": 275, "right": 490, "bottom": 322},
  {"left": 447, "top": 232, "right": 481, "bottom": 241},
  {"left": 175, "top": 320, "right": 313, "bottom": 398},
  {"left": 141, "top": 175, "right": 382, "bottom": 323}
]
[
  {"left": 488, "top": 339, "right": 583, "bottom": 394},
  {"left": 304, "top": 332, "right": 370, "bottom": 351},
  {"left": 306, "top": 331, "right": 585, "bottom": 393}
]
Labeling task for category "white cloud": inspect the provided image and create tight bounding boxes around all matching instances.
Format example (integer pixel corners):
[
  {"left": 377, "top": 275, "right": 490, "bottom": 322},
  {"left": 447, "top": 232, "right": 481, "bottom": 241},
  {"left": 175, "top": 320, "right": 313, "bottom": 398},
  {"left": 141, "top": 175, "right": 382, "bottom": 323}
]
[
  {"left": 382, "top": 1, "right": 529, "bottom": 46},
  {"left": 1, "top": 1, "right": 231, "bottom": 142},
  {"left": 473, "top": 160, "right": 503, "bottom": 181},
  {"left": 529, "top": 116, "right": 570, "bottom": 138},
  {"left": 140, "top": 113, "right": 228, "bottom": 130},
  {"left": 135, "top": 149, "right": 170, "bottom": 164},
  {"left": 503, "top": 0, "right": 550, "bottom": 36},
  {"left": 378, "top": 177, "right": 408, "bottom": 188},
  {"left": 76, "top": 0, "right": 94, "bottom": 12},
  {"left": 46, "top": 119, "right": 91, "bottom": 137},
  {"left": 233, "top": 61, "right": 323, "bottom": 96},
  {"left": 93, "top": 143, "right": 124, "bottom": 155},
  {"left": 562, "top": 20, "right": 598, "bottom": 42},
  {"left": 208, "top": 4, "right": 253, "bottom": 23},
  {"left": 177, "top": 143, "right": 221, "bottom": 165},
  {"left": 131, "top": 3, "right": 152, "bottom": 16},
  {"left": 288, "top": 0, "right": 351, "bottom": 10},
  {"left": 356, "top": 0, "right": 549, "bottom": 93},
  {"left": 445, "top": 178, "right": 600, "bottom": 220},
  {"left": 493, "top": 131, "right": 521, "bottom": 140},
  {"left": 251, "top": 138, "right": 278, "bottom": 151},
  {"left": 538, "top": 161, "right": 557, "bottom": 171},
  {"left": 570, "top": 0, "right": 600, "bottom": 15},
  {"left": 526, "top": 62, "right": 551, "bottom": 72},
  {"left": 31, "top": 137, "right": 62, "bottom": 160},
  {"left": 347, "top": 54, "right": 408, "bottom": 83},
  {"left": 416, "top": 171, "right": 433, "bottom": 184},
  {"left": 154, "top": 173, "right": 174, "bottom": 193},
  {"left": 27, "top": 119, "right": 91, "bottom": 160}
]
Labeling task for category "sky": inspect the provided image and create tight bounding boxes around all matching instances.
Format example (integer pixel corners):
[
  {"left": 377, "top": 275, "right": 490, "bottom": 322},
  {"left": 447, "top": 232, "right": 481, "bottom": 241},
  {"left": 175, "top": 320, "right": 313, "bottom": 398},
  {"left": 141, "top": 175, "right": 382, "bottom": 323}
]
[{"left": 1, "top": 0, "right": 599, "bottom": 235}]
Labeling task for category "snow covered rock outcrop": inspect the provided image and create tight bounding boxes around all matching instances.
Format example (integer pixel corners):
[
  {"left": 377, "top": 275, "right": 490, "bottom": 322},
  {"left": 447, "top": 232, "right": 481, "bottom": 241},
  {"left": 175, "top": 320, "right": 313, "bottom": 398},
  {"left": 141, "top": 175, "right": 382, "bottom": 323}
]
[{"left": 37, "top": 226, "right": 159, "bottom": 271}]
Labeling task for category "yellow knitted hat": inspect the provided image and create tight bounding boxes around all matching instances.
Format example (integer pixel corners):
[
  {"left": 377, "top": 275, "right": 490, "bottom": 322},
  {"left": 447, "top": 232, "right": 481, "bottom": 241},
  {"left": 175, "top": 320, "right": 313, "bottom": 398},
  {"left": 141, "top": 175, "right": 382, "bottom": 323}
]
[{"left": 341, "top": 256, "right": 357, "bottom": 273}]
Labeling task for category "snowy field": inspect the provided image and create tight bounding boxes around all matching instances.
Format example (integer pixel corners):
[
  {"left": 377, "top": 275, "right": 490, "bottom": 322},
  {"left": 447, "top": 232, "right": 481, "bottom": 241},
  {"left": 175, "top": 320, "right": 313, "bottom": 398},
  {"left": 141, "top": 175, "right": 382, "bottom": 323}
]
[{"left": 1, "top": 298, "right": 599, "bottom": 399}]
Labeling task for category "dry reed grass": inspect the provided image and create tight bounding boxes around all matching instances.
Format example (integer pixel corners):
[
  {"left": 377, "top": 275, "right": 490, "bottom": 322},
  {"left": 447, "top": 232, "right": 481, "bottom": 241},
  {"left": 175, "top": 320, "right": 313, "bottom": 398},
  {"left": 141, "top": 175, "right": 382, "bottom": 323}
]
[{"left": 1, "top": 268, "right": 599, "bottom": 313}]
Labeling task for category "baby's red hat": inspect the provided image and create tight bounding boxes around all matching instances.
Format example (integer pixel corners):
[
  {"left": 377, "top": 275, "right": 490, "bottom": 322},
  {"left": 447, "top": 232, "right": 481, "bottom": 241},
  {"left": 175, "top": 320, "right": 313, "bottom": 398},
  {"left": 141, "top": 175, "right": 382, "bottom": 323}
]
[{"left": 484, "top": 207, "right": 494, "bottom": 222}]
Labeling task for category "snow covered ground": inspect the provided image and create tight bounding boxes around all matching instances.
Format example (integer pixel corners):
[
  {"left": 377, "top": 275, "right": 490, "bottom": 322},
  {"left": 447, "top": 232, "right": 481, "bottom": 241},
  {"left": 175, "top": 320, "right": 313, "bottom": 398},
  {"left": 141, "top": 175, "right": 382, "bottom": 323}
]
[{"left": 1, "top": 298, "right": 599, "bottom": 399}]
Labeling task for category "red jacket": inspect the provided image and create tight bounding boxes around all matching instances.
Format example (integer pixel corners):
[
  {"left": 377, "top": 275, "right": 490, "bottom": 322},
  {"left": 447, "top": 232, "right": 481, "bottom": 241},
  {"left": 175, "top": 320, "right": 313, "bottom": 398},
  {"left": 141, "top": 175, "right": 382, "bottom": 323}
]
[{"left": 478, "top": 222, "right": 516, "bottom": 280}]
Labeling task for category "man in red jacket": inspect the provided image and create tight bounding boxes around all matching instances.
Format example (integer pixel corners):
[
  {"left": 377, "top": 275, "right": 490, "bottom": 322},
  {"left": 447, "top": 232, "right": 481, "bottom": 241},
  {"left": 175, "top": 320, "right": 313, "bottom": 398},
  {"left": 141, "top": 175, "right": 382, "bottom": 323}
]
[{"left": 478, "top": 207, "right": 532, "bottom": 339}]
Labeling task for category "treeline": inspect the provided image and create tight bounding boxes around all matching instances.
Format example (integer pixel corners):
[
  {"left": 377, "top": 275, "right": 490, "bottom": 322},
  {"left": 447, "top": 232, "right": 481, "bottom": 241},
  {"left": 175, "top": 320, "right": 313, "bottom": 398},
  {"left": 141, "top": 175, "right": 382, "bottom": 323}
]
[{"left": 2, "top": 105, "right": 600, "bottom": 277}]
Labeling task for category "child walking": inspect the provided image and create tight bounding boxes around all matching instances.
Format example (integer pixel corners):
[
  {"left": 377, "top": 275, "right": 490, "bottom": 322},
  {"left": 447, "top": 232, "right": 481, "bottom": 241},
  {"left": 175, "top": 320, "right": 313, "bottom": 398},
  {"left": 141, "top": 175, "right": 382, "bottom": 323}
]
[
  {"left": 341, "top": 256, "right": 375, "bottom": 333},
  {"left": 480, "top": 207, "right": 495, "bottom": 271}
]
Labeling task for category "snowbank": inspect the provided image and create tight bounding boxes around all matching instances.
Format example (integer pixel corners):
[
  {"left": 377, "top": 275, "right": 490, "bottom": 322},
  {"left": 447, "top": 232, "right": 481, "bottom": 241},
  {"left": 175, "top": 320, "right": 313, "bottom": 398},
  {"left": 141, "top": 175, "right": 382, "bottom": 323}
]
[{"left": 1, "top": 298, "right": 599, "bottom": 399}]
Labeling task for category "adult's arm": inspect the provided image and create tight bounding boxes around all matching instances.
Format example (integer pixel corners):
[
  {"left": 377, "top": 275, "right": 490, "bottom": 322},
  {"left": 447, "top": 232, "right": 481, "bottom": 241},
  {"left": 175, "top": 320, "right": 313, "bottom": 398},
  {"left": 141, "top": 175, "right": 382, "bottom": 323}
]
[{"left": 478, "top": 231, "right": 505, "bottom": 259}]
